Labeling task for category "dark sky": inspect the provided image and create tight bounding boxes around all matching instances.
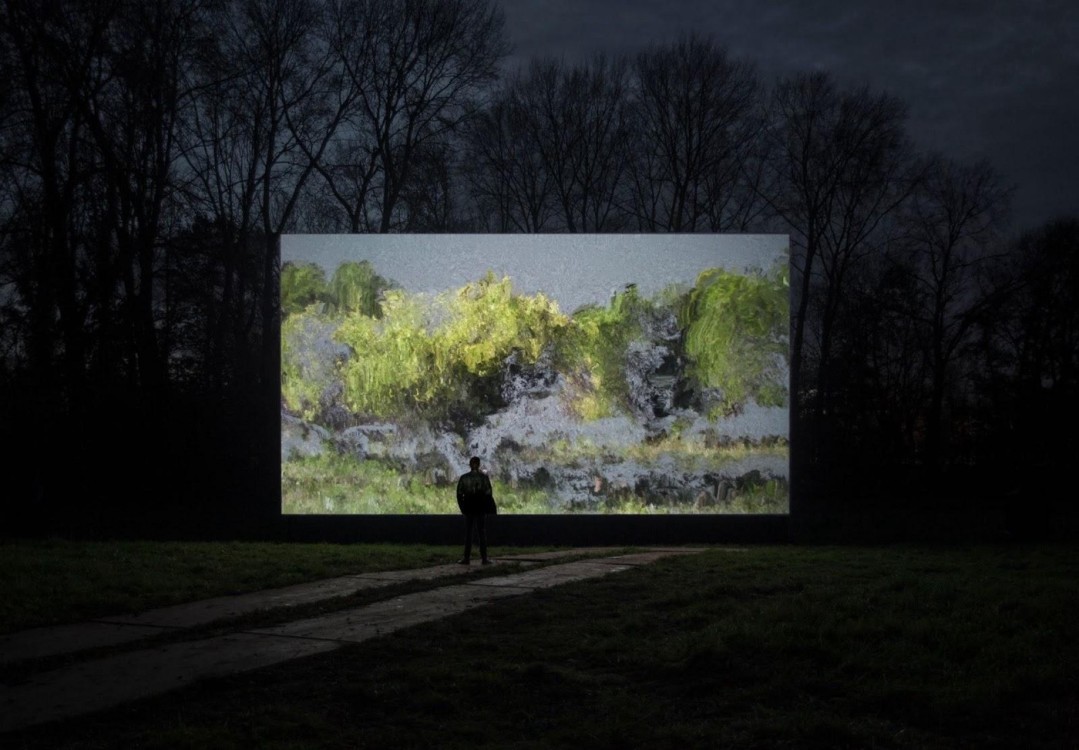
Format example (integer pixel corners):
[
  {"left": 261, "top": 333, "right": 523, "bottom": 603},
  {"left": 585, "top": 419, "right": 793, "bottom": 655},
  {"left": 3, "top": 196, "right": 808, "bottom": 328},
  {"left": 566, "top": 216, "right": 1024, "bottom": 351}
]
[{"left": 501, "top": 0, "right": 1079, "bottom": 233}]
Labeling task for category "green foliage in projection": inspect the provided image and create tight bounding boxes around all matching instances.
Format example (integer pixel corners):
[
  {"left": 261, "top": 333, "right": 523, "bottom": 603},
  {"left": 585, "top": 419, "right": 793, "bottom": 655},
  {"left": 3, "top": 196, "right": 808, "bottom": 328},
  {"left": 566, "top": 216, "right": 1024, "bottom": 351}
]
[
  {"left": 335, "top": 290, "right": 429, "bottom": 418},
  {"left": 281, "top": 309, "right": 341, "bottom": 420},
  {"left": 555, "top": 286, "right": 651, "bottom": 420},
  {"left": 282, "top": 257, "right": 790, "bottom": 429},
  {"left": 328, "top": 261, "right": 394, "bottom": 317},
  {"left": 281, "top": 262, "right": 328, "bottom": 316},
  {"left": 680, "top": 263, "right": 790, "bottom": 417},
  {"left": 335, "top": 273, "right": 568, "bottom": 420},
  {"left": 439, "top": 272, "right": 567, "bottom": 378}
]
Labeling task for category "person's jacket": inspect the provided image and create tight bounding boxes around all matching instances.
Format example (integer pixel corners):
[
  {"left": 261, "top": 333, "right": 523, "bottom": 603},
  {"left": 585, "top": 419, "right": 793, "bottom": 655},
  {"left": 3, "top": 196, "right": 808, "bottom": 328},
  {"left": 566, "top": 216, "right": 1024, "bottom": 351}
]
[{"left": 456, "top": 469, "right": 496, "bottom": 515}]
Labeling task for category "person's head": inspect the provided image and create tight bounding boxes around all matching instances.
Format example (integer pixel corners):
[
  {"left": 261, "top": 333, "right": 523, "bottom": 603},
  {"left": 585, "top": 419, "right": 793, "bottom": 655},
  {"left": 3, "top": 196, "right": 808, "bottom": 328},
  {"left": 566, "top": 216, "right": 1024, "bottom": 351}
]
[{"left": 469, "top": 456, "right": 481, "bottom": 470}]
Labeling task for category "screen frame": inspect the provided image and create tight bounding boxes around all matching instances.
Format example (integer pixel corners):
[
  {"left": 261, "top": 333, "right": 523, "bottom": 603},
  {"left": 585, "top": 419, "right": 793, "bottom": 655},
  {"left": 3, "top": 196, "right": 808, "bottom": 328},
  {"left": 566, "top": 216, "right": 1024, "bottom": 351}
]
[{"left": 276, "top": 233, "right": 795, "bottom": 542}]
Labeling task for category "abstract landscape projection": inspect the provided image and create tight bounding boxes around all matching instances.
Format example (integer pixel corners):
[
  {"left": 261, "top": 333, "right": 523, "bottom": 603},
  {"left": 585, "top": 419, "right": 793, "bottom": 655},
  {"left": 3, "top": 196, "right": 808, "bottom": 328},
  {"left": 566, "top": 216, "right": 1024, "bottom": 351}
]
[{"left": 280, "top": 235, "right": 789, "bottom": 515}]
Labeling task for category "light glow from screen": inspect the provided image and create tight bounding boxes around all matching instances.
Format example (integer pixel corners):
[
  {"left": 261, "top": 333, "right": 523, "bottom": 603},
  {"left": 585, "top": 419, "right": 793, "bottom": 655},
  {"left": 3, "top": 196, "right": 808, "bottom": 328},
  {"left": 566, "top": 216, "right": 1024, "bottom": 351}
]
[{"left": 281, "top": 234, "right": 789, "bottom": 515}]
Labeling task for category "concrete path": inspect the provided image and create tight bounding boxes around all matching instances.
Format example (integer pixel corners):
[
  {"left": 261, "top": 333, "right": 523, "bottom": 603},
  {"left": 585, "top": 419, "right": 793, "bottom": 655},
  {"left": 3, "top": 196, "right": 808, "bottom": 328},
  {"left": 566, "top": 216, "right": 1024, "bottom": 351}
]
[
  {"left": 0, "top": 551, "right": 604, "bottom": 665},
  {"left": 0, "top": 565, "right": 493, "bottom": 665},
  {"left": 0, "top": 548, "right": 702, "bottom": 733}
]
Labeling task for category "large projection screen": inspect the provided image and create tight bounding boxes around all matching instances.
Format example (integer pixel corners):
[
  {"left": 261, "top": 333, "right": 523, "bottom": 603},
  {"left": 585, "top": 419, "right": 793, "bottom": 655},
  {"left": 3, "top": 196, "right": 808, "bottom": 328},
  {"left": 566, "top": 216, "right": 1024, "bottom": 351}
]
[{"left": 281, "top": 234, "right": 789, "bottom": 516}]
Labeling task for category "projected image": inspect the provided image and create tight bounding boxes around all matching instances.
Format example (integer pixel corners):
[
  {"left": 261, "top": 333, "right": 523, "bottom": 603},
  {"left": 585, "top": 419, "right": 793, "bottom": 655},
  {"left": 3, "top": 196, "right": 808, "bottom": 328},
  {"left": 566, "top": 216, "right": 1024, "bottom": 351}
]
[{"left": 281, "top": 235, "right": 789, "bottom": 514}]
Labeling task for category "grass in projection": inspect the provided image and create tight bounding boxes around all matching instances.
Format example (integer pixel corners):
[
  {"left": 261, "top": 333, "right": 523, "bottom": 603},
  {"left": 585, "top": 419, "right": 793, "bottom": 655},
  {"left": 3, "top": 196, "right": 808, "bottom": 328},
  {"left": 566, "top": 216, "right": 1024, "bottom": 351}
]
[{"left": 280, "top": 235, "right": 789, "bottom": 514}]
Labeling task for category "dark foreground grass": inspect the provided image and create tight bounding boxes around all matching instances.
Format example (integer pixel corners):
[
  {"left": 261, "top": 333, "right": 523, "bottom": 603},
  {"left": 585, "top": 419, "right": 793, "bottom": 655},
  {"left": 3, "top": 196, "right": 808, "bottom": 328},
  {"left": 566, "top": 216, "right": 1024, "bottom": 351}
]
[
  {"left": 0, "top": 540, "right": 553, "bottom": 635},
  {"left": 5, "top": 545, "right": 1079, "bottom": 749}
]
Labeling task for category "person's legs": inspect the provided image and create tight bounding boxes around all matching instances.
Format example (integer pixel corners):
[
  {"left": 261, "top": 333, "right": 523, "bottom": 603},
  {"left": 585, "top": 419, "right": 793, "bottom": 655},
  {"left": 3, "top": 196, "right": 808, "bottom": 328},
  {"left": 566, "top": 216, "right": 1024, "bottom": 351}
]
[
  {"left": 461, "top": 514, "right": 474, "bottom": 563},
  {"left": 477, "top": 513, "right": 489, "bottom": 562}
]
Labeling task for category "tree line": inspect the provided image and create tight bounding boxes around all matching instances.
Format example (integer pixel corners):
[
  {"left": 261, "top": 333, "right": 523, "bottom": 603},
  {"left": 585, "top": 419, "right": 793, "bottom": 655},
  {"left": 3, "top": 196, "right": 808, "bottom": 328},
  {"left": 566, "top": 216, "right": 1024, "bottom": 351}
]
[
  {"left": 1, "top": 0, "right": 1075, "bottom": 532},
  {"left": 280, "top": 261, "right": 787, "bottom": 427}
]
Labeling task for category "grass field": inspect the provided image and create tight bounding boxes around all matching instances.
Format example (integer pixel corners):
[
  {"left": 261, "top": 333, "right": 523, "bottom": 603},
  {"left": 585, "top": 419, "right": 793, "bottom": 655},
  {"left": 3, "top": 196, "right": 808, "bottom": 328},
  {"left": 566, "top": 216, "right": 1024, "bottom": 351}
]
[
  {"left": 281, "top": 450, "right": 789, "bottom": 515},
  {"left": 2, "top": 542, "right": 1077, "bottom": 748}
]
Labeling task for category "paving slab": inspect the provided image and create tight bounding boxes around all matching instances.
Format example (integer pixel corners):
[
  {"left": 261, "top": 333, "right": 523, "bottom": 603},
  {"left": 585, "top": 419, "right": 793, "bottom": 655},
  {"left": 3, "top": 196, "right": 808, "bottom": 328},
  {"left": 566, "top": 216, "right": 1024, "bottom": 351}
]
[
  {"left": 592, "top": 549, "right": 707, "bottom": 565},
  {"left": 0, "top": 562, "right": 523, "bottom": 665},
  {"left": 98, "top": 576, "right": 393, "bottom": 630},
  {"left": 467, "top": 560, "right": 632, "bottom": 589},
  {"left": 253, "top": 583, "right": 531, "bottom": 643},
  {"left": 354, "top": 561, "right": 524, "bottom": 582},
  {"left": 495, "top": 548, "right": 622, "bottom": 562},
  {"left": 0, "top": 622, "right": 172, "bottom": 666},
  {"left": 0, "top": 633, "right": 337, "bottom": 733},
  {"left": 99, "top": 562, "right": 510, "bottom": 630}
]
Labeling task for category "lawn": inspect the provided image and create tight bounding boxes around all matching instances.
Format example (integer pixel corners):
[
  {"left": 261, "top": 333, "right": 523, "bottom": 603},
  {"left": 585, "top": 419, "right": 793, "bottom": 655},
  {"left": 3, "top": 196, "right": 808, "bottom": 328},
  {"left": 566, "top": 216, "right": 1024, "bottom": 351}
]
[
  {"left": 2, "top": 542, "right": 1077, "bottom": 748},
  {"left": 0, "top": 539, "right": 555, "bottom": 634}
]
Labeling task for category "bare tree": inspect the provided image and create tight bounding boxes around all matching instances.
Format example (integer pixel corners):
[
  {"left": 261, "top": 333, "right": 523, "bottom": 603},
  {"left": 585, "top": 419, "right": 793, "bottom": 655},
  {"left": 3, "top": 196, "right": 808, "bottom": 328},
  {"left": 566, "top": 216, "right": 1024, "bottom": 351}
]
[
  {"left": 398, "top": 135, "right": 462, "bottom": 230},
  {"left": 0, "top": 0, "right": 119, "bottom": 405},
  {"left": 763, "top": 72, "right": 921, "bottom": 450},
  {"left": 901, "top": 156, "right": 1011, "bottom": 464},
  {"left": 182, "top": 0, "right": 352, "bottom": 389},
  {"left": 557, "top": 55, "right": 634, "bottom": 232},
  {"left": 72, "top": 0, "right": 216, "bottom": 400},
  {"left": 460, "top": 79, "right": 555, "bottom": 232},
  {"left": 629, "top": 35, "right": 763, "bottom": 232},
  {"left": 494, "top": 55, "right": 633, "bottom": 233},
  {"left": 859, "top": 255, "right": 932, "bottom": 460},
  {"left": 976, "top": 218, "right": 1079, "bottom": 474},
  {"left": 321, "top": 0, "right": 506, "bottom": 233}
]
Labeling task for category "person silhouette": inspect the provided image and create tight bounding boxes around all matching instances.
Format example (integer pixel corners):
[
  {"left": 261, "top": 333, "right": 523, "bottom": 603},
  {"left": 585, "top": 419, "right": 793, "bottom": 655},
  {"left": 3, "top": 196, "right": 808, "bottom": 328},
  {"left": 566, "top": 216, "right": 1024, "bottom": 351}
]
[{"left": 456, "top": 456, "right": 496, "bottom": 565}]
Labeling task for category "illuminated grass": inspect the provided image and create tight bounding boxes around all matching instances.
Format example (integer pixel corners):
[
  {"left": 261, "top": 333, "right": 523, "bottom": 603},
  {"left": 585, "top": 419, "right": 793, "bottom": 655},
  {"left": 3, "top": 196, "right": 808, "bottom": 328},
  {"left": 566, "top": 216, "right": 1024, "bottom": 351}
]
[
  {"left": 625, "top": 435, "right": 788, "bottom": 469},
  {"left": 8, "top": 545, "right": 1077, "bottom": 748},
  {"left": 522, "top": 434, "right": 786, "bottom": 467},
  {"left": 282, "top": 450, "right": 789, "bottom": 515},
  {"left": 282, "top": 454, "right": 553, "bottom": 514},
  {"left": 282, "top": 453, "right": 455, "bottom": 514}
]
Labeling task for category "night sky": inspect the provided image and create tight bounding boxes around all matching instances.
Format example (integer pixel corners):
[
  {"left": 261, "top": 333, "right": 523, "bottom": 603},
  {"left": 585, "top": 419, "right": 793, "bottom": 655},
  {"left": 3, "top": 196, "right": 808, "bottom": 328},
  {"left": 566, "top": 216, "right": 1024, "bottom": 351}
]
[{"left": 501, "top": 0, "right": 1079, "bottom": 233}]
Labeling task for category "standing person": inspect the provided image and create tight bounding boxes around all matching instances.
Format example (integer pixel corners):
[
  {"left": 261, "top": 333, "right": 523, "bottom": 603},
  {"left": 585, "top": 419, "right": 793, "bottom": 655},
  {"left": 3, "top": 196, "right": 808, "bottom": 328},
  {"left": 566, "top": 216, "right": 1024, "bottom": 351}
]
[{"left": 456, "top": 456, "right": 496, "bottom": 565}]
